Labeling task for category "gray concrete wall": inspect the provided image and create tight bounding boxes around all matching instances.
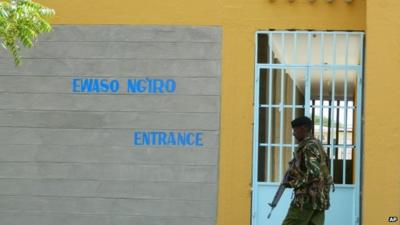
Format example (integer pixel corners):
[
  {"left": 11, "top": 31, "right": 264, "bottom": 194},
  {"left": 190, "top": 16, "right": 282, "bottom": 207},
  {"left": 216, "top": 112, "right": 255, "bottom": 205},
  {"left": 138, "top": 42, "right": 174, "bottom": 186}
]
[{"left": 0, "top": 25, "right": 221, "bottom": 225}]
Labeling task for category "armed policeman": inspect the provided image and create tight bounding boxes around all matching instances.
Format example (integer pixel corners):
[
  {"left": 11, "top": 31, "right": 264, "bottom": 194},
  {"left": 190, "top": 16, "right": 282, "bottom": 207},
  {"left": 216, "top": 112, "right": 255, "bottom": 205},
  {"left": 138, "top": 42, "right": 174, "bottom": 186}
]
[{"left": 281, "top": 116, "right": 333, "bottom": 225}]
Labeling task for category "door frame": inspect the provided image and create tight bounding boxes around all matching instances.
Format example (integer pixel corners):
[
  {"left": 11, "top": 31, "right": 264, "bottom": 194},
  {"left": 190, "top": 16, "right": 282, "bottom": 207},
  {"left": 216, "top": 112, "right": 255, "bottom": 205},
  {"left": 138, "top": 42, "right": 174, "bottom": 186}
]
[{"left": 251, "top": 30, "right": 365, "bottom": 225}]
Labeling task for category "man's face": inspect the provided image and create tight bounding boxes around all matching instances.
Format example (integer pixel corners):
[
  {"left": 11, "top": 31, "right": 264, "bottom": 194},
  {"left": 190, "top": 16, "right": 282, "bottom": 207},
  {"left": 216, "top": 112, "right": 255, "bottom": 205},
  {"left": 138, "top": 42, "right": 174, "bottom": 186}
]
[{"left": 292, "top": 125, "right": 307, "bottom": 141}]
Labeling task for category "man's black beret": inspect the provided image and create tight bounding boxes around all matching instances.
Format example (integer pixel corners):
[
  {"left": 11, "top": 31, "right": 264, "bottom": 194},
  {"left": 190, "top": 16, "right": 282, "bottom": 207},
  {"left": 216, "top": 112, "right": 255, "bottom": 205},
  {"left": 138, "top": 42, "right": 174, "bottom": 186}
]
[{"left": 291, "top": 116, "right": 312, "bottom": 128}]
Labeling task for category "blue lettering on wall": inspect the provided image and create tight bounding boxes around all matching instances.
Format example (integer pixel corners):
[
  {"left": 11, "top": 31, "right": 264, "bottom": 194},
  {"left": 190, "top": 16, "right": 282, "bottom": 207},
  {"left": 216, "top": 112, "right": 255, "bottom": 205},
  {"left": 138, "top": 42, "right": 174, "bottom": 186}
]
[
  {"left": 127, "top": 78, "right": 176, "bottom": 94},
  {"left": 72, "top": 78, "right": 80, "bottom": 92},
  {"left": 134, "top": 132, "right": 142, "bottom": 146},
  {"left": 195, "top": 132, "right": 203, "bottom": 146},
  {"left": 165, "top": 79, "right": 176, "bottom": 93},
  {"left": 72, "top": 78, "right": 120, "bottom": 93},
  {"left": 72, "top": 77, "right": 176, "bottom": 94},
  {"left": 133, "top": 131, "right": 204, "bottom": 147}
]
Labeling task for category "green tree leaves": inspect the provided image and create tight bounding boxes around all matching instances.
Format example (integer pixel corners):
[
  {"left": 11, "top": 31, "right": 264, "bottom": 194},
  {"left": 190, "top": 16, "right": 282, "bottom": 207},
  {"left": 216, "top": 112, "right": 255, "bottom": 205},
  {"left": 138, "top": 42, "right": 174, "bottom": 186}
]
[{"left": 0, "top": 0, "right": 54, "bottom": 65}]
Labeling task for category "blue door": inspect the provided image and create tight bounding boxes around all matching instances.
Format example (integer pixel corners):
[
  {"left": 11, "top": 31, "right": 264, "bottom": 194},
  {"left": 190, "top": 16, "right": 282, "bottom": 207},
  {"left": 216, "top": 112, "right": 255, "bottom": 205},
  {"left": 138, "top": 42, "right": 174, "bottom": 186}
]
[{"left": 252, "top": 31, "right": 364, "bottom": 225}]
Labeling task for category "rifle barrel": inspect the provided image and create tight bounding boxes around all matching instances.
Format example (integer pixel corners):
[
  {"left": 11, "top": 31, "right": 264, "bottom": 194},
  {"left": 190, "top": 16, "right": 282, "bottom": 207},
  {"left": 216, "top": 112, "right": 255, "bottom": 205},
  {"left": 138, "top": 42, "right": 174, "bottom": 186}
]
[{"left": 267, "top": 208, "right": 273, "bottom": 219}]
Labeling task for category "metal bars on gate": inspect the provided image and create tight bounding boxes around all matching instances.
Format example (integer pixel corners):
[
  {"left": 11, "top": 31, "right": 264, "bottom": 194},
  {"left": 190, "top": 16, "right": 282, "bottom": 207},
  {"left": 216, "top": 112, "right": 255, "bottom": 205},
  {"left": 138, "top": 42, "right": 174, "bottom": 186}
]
[
  {"left": 252, "top": 30, "right": 364, "bottom": 225},
  {"left": 252, "top": 30, "right": 364, "bottom": 186}
]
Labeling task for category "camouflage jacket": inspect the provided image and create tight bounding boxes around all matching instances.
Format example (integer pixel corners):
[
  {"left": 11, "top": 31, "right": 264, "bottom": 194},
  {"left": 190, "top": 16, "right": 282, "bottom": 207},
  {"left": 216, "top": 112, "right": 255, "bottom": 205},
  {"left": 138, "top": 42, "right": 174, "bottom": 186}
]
[{"left": 285, "top": 136, "right": 333, "bottom": 211}]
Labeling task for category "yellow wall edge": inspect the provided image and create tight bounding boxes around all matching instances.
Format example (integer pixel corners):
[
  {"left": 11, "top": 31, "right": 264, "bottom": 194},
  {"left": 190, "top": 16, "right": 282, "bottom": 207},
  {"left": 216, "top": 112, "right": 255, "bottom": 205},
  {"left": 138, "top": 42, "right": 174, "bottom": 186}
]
[{"left": 364, "top": 1, "right": 400, "bottom": 224}]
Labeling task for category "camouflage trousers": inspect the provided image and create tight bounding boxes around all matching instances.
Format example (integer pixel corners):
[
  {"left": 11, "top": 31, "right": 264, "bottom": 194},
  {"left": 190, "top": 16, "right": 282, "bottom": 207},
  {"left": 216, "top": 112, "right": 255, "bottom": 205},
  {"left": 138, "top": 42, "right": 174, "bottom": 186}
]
[{"left": 282, "top": 205, "right": 325, "bottom": 225}]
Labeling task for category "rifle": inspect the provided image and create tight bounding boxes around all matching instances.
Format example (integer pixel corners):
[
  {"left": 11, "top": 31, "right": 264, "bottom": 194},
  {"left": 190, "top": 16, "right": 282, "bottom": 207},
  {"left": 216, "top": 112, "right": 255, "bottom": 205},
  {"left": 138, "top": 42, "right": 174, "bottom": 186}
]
[{"left": 267, "top": 159, "right": 295, "bottom": 219}]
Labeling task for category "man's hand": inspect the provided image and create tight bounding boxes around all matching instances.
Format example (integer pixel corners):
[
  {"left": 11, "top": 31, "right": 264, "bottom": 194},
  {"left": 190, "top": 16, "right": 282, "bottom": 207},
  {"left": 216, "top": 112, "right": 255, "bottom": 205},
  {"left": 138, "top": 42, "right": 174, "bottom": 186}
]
[
  {"left": 282, "top": 180, "right": 292, "bottom": 188},
  {"left": 283, "top": 166, "right": 303, "bottom": 188}
]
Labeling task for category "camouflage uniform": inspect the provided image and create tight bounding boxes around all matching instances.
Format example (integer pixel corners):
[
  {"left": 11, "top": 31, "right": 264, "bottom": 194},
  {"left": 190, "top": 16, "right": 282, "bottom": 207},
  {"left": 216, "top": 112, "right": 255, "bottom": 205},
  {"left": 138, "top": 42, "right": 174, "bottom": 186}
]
[{"left": 282, "top": 136, "right": 333, "bottom": 225}]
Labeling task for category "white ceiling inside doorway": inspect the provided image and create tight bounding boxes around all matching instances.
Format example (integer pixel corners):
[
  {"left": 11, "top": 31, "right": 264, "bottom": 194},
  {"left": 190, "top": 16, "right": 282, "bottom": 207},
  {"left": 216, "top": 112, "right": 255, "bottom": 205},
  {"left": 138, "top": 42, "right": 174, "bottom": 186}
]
[{"left": 270, "top": 33, "right": 363, "bottom": 100}]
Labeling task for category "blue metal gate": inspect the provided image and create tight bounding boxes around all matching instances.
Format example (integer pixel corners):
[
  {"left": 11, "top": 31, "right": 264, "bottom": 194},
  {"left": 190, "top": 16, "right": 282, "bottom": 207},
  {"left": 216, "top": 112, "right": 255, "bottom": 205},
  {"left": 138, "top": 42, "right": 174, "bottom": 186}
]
[{"left": 252, "top": 31, "right": 364, "bottom": 225}]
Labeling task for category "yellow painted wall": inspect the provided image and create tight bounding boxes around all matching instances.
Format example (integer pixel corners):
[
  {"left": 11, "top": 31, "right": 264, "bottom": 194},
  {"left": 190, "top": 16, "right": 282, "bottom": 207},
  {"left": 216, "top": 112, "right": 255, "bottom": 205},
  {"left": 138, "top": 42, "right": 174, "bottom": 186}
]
[
  {"left": 36, "top": 1, "right": 366, "bottom": 224},
  {"left": 364, "top": 1, "right": 400, "bottom": 224}
]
